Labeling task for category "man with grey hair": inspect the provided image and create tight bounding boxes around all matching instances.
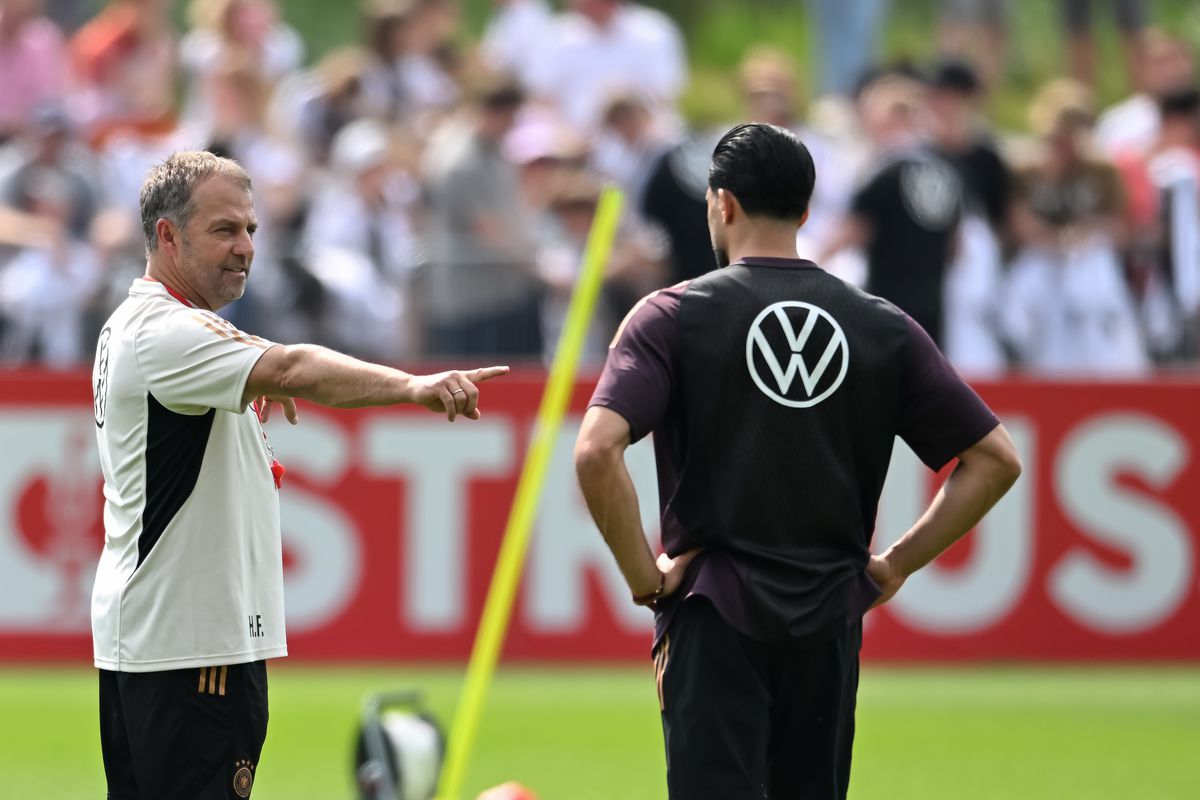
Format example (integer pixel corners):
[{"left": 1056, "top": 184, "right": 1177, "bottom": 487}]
[{"left": 91, "top": 150, "right": 506, "bottom": 799}]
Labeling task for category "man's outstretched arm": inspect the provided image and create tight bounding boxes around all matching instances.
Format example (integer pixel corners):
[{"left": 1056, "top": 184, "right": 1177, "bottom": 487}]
[
  {"left": 869, "top": 424, "right": 1022, "bottom": 605},
  {"left": 243, "top": 343, "right": 508, "bottom": 423}
]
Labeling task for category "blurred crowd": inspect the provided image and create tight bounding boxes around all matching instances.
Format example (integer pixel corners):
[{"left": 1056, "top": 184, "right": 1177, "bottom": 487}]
[{"left": 0, "top": 0, "right": 1198, "bottom": 376}]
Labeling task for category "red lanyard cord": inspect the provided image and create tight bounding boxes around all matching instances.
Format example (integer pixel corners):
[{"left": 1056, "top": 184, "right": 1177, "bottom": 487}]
[{"left": 148, "top": 277, "right": 285, "bottom": 489}]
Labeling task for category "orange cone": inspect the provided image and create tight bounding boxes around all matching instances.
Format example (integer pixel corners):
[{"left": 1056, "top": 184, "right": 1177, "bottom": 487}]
[{"left": 476, "top": 781, "right": 538, "bottom": 800}]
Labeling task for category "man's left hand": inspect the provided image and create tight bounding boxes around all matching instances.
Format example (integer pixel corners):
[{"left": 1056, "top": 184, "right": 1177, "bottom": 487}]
[
  {"left": 656, "top": 549, "right": 703, "bottom": 599},
  {"left": 866, "top": 554, "right": 905, "bottom": 609}
]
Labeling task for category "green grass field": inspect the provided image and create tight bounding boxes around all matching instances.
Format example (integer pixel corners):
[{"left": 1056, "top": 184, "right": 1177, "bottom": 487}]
[{"left": 2, "top": 665, "right": 1198, "bottom": 798}]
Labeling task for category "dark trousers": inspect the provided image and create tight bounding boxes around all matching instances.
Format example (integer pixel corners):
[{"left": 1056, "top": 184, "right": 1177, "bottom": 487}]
[
  {"left": 657, "top": 599, "right": 861, "bottom": 799},
  {"left": 99, "top": 661, "right": 269, "bottom": 799}
]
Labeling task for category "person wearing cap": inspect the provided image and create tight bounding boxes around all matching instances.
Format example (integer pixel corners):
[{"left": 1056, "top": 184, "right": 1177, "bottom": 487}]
[
  {"left": 0, "top": 164, "right": 103, "bottom": 366},
  {"left": 421, "top": 70, "right": 543, "bottom": 359},
  {"left": 1000, "top": 78, "right": 1148, "bottom": 375},
  {"left": 926, "top": 57, "right": 1012, "bottom": 237},
  {"left": 300, "top": 118, "right": 421, "bottom": 360},
  {"left": 1131, "top": 87, "right": 1200, "bottom": 361},
  {"left": 819, "top": 75, "right": 964, "bottom": 348},
  {"left": 0, "top": 103, "right": 106, "bottom": 244},
  {"left": 0, "top": 103, "right": 114, "bottom": 367},
  {"left": 937, "top": 0, "right": 1008, "bottom": 88},
  {"left": 924, "top": 57, "right": 1010, "bottom": 377}
]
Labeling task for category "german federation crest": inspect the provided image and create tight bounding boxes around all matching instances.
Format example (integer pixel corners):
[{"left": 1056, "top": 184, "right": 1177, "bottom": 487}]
[{"left": 745, "top": 301, "right": 849, "bottom": 408}]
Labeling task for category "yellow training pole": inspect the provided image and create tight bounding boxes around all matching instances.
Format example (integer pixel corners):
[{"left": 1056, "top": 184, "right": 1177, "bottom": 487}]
[{"left": 437, "top": 187, "right": 625, "bottom": 800}]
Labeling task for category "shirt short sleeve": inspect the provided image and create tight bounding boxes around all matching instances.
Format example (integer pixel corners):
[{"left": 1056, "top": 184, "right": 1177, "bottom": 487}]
[
  {"left": 850, "top": 162, "right": 896, "bottom": 223},
  {"left": 136, "top": 307, "right": 275, "bottom": 414},
  {"left": 897, "top": 315, "right": 999, "bottom": 470},
  {"left": 588, "top": 285, "right": 685, "bottom": 442}
]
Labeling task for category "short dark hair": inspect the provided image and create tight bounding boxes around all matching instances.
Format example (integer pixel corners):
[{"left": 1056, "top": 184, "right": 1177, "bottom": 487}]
[
  {"left": 927, "top": 57, "right": 982, "bottom": 95},
  {"left": 139, "top": 151, "right": 251, "bottom": 254},
  {"left": 1159, "top": 86, "right": 1200, "bottom": 118},
  {"left": 708, "top": 123, "right": 815, "bottom": 220}
]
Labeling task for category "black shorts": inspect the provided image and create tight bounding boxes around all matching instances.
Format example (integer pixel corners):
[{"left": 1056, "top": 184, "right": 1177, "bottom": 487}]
[
  {"left": 99, "top": 661, "right": 269, "bottom": 800},
  {"left": 655, "top": 598, "right": 862, "bottom": 799}
]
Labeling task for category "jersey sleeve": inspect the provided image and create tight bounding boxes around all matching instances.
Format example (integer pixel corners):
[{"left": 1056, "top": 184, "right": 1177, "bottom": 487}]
[
  {"left": 135, "top": 308, "right": 275, "bottom": 414},
  {"left": 897, "top": 315, "right": 999, "bottom": 470},
  {"left": 849, "top": 163, "right": 893, "bottom": 223},
  {"left": 588, "top": 286, "right": 683, "bottom": 443}
]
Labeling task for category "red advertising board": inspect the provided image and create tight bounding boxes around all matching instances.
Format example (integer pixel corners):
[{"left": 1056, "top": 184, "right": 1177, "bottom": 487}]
[{"left": 0, "top": 370, "right": 1197, "bottom": 662}]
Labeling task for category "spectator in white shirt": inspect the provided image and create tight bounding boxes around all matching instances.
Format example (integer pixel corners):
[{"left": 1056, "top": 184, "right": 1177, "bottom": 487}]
[
  {"left": 1003, "top": 79, "right": 1148, "bottom": 375},
  {"left": 526, "top": 0, "right": 686, "bottom": 135},
  {"left": 302, "top": 119, "right": 421, "bottom": 360},
  {"left": 0, "top": 168, "right": 102, "bottom": 366},
  {"left": 358, "top": 0, "right": 415, "bottom": 123},
  {"left": 180, "top": 0, "right": 304, "bottom": 126},
  {"left": 1096, "top": 29, "right": 1194, "bottom": 159},
  {"left": 395, "top": 0, "right": 461, "bottom": 133},
  {"left": 482, "top": 0, "right": 553, "bottom": 88},
  {"left": 1141, "top": 88, "right": 1200, "bottom": 361}
]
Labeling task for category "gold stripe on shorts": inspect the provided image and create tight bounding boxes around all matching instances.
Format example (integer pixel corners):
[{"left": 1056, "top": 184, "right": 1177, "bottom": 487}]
[
  {"left": 218, "top": 665, "right": 228, "bottom": 697},
  {"left": 654, "top": 634, "right": 671, "bottom": 712},
  {"left": 198, "top": 667, "right": 208, "bottom": 692}
]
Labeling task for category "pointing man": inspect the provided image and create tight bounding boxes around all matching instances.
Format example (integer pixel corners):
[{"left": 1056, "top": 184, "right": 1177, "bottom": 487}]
[{"left": 92, "top": 151, "right": 506, "bottom": 799}]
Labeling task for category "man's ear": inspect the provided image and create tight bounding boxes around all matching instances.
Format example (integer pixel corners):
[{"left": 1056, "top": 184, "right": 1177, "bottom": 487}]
[
  {"left": 717, "top": 188, "right": 736, "bottom": 224},
  {"left": 155, "top": 218, "right": 178, "bottom": 252},
  {"left": 799, "top": 208, "right": 810, "bottom": 227}
]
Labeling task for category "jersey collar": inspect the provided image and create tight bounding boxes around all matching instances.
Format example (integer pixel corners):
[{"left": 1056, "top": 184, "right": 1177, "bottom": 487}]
[
  {"left": 141, "top": 277, "right": 198, "bottom": 308},
  {"left": 733, "top": 257, "right": 820, "bottom": 270}
]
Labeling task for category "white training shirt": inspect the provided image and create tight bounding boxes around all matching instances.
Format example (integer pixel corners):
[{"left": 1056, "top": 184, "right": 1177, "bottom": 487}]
[{"left": 91, "top": 278, "right": 287, "bottom": 672}]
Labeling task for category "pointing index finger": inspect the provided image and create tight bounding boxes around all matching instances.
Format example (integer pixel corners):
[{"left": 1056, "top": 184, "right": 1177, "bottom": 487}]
[{"left": 467, "top": 365, "right": 510, "bottom": 383}]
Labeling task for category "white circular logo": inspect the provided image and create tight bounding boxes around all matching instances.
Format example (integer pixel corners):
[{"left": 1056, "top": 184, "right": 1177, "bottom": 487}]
[
  {"left": 900, "top": 160, "right": 960, "bottom": 230},
  {"left": 745, "top": 301, "right": 849, "bottom": 408}
]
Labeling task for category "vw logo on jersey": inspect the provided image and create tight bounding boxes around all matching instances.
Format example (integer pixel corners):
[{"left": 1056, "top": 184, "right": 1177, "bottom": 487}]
[{"left": 745, "top": 301, "right": 849, "bottom": 408}]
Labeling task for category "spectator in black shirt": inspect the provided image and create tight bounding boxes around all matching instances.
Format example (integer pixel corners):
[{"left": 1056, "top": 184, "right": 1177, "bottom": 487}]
[
  {"left": 821, "top": 75, "right": 964, "bottom": 345},
  {"left": 925, "top": 58, "right": 1012, "bottom": 375},
  {"left": 926, "top": 57, "right": 1012, "bottom": 237},
  {"left": 575, "top": 122, "right": 1021, "bottom": 800}
]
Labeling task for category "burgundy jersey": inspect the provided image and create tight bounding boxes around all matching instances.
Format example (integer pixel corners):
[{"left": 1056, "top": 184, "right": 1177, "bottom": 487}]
[{"left": 591, "top": 257, "right": 999, "bottom": 648}]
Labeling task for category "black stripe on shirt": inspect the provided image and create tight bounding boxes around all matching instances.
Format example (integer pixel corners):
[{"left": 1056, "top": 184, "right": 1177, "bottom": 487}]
[{"left": 137, "top": 393, "right": 215, "bottom": 568}]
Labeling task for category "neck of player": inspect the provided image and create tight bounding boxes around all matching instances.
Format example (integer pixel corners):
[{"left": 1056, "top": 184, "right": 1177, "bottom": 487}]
[
  {"left": 725, "top": 220, "right": 805, "bottom": 264},
  {"left": 145, "top": 260, "right": 212, "bottom": 311}
]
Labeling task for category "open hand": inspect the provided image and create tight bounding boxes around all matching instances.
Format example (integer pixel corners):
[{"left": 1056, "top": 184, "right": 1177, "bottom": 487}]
[{"left": 413, "top": 366, "right": 510, "bottom": 421}]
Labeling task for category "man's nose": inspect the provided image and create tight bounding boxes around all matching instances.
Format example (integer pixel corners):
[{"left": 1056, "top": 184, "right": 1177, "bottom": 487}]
[{"left": 232, "top": 231, "right": 254, "bottom": 259}]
